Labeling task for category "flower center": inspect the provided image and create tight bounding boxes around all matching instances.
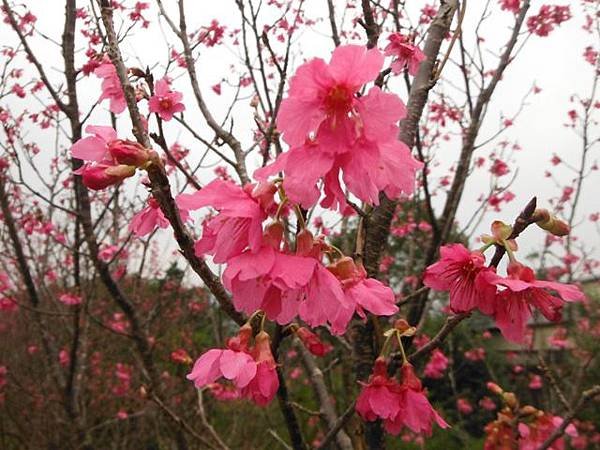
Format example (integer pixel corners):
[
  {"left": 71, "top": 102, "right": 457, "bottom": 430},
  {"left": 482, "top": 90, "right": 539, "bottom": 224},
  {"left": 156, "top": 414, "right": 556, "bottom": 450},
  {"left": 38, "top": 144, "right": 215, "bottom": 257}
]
[
  {"left": 324, "top": 85, "right": 353, "bottom": 115},
  {"left": 159, "top": 97, "right": 172, "bottom": 110}
]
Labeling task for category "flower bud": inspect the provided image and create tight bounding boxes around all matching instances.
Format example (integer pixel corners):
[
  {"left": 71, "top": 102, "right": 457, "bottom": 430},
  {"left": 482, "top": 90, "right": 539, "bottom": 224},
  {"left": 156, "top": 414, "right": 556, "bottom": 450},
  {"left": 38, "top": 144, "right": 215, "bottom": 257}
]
[
  {"left": 503, "top": 392, "right": 518, "bottom": 409},
  {"left": 534, "top": 208, "right": 570, "bottom": 236},
  {"left": 296, "top": 229, "right": 314, "bottom": 256},
  {"left": 81, "top": 164, "right": 135, "bottom": 190},
  {"left": 108, "top": 139, "right": 150, "bottom": 166},
  {"left": 297, "top": 327, "right": 329, "bottom": 357},
  {"left": 263, "top": 222, "right": 284, "bottom": 248},
  {"left": 487, "top": 382, "right": 504, "bottom": 395}
]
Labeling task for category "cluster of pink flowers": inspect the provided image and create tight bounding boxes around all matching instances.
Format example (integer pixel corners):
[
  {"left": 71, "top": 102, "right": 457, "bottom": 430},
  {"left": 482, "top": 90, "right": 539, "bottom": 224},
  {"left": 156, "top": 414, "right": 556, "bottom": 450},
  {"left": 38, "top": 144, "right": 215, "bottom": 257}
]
[
  {"left": 184, "top": 179, "right": 398, "bottom": 333},
  {"left": 424, "top": 242, "right": 584, "bottom": 343},
  {"left": 187, "top": 324, "right": 279, "bottom": 406},
  {"left": 356, "top": 357, "right": 449, "bottom": 436},
  {"left": 71, "top": 125, "right": 152, "bottom": 190},
  {"left": 527, "top": 5, "right": 572, "bottom": 37},
  {"left": 256, "top": 44, "right": 422, "bottom": 211}
]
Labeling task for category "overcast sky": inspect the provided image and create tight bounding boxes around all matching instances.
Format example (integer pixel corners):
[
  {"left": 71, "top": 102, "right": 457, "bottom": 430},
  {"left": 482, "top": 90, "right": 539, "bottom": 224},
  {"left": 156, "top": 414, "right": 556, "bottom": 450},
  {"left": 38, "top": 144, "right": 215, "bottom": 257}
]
[{"left": 1, "top": 0, "right": 598, "bottom": 274}]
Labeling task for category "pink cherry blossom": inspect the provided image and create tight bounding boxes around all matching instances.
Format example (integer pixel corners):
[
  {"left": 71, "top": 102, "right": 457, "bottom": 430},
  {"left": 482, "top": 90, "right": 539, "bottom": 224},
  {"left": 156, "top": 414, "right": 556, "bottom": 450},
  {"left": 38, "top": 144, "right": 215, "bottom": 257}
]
[
  {"left": 424, "top": 244, "right": 497, "bottom": 314},
  {"left": 518, "top": 413, "right": 577, "bottom": 450},
  {"left": 129, "top": 195, "right": 191, "bottom": 237},
  {"left": 327, "top": 256, "right": 399, "bottom": 320},
  {"left": 385, "top": 363, "right": 449, "bottom": 436},
  {"left": 71, "top": 125, "right": 149, "bottom": 190},
  {"left": 148, "top": 77, "right": 185, "bottom": 121},
  {"left": 187, "top": 325, "right": 257, "bottom": 390},
  {"left": 258, "top": 84, "right": 421, "bottom": 210},
  {"left": 276, "top": 44, "right": 384, "bottom": 149},
  {"left": 424, "top": 348, "right": 448, "bottom": 379},
  {"left": 356, "top": 358, "right": 402, "bottom": 422},
  {"left": 500, "top": 0, "right": 521, "bottom": 14},
  {"left": 94, "top": 59, "right": 126, "bottom": 113},
  {"left": 296, "top": 327, "right": 331, "bottom": 357},
  {"left": 384, "top": 33, "right": 426, "bottom": 76},
  {"left": 489, "top": 262, "right": 584, "bottom": 343},
  {"left": 181, "top": 179, "right": 276, "bottom": 263},
  {"left": 457, "top": 398, "right": 473, "bottom": 415},
  {"left": 58, "top": 293, "right": 82, "bottom": 306}
]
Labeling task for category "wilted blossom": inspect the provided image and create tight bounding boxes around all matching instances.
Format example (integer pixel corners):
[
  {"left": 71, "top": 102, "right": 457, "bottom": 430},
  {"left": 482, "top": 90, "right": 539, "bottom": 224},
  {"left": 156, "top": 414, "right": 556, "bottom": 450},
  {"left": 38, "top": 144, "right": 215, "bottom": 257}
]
[
  {"left": 356, "top": 358, "right": 449, "bottom": 436},
  {"left": 148, "top": 77, "right": 185, "bottom": 121},
  {"left": 384, "top": 33, "right": 426, "bottom": 76},
  {"left": 423, "top": 243, "right": 497, "bottom": 314},
  {"left": 489, "top": 262, "right": 584, "bottom": 342}
]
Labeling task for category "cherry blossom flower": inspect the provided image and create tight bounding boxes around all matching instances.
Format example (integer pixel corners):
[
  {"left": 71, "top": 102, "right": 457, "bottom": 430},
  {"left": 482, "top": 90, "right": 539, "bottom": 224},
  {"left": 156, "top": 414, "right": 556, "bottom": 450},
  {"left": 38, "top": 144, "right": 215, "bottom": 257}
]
[
  {"left": 384, "top": 33, "right": 426, "bottom": 76},
  {"left": 384, "top": 363, "right": 449, "bottom": 436},
  {"left": 94, "top": 59, "right": 126, "bottom": 113},
  {"left": 58, "top": 293, "right": 82, "bottom": 306},
  {"left": 489, "top": 263, "right": 584, "bottom": 342},
  {"left": 457, "top": 398, "right": 474, "bottom": 415},
  {"left": 182, "top": 179, "right": 276, "bottom": 263},
  {"left": 327, "top": 256, "right": 398, "bottom": 320},
  {"left": 529, "top": 375, "right": 543, "bottom": 390},
  {"left": 148, "top": 77, "right": 185, "bottom": 121},
  {"left": 527, "top": 5, "right": 571, "bottom": 37},
  {"left": 259, "top": 45, "right": 421, "bottom": 210},
  {"left": 296, "top": 327, "right": 331, "bottom": 357},
  {"left": 424, "top": 348, "right": 448, "bottom": 379},
  {"left": 187, "top": 325, "right": 257, "bottom": 390},
  {"left": 424, "top": 244, "right": 497, "bottom": 314},
  {"left": 518, "top": 413, "right": 577, "bottom": 450},
  {"left": 356, "top": 357, "right": 402, "bottom": 423},
  {"left": 129, "top": 195, "right": 191, "bottom": 237}
]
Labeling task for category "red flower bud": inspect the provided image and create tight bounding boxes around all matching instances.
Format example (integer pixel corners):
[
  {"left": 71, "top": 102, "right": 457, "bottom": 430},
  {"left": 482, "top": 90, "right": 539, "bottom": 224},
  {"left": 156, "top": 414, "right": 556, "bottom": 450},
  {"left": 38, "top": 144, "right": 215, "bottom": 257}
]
[
  {"left": 80, "top": 164, "right": 135, "bottom": 190},
  {"left": 297, "top": 327, "right": 329, "bottom": 357},
  {"left": 108, "top": 139, "right": 150, "bottom": 166}
]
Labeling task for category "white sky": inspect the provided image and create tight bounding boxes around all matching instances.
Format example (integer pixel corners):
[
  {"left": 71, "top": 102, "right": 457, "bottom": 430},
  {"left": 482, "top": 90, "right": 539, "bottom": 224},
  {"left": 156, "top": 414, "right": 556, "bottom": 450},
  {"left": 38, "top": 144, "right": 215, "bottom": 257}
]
[{"left": 1, "top": 0, "right": 598, "bottom": 276}]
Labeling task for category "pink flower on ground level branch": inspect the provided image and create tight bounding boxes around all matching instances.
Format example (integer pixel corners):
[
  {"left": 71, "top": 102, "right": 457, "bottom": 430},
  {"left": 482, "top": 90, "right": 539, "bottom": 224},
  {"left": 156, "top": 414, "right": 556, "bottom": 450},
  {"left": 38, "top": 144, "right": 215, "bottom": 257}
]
[{"left": 148, "top": 77, "right": 185, "bottom": 121}]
